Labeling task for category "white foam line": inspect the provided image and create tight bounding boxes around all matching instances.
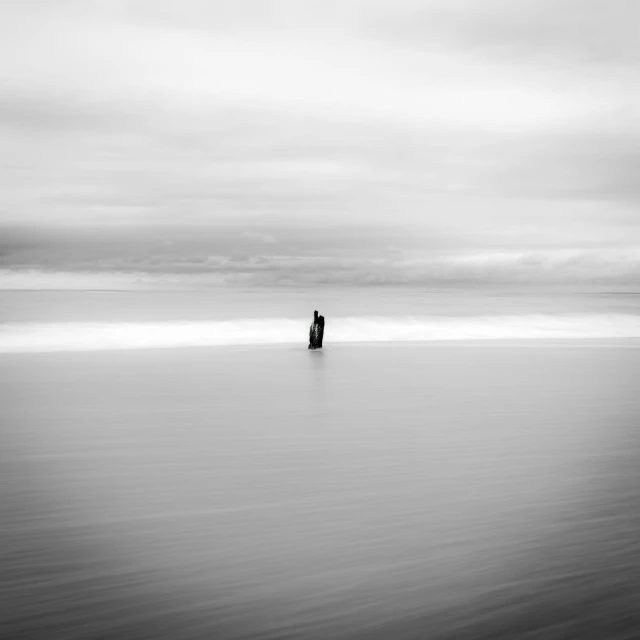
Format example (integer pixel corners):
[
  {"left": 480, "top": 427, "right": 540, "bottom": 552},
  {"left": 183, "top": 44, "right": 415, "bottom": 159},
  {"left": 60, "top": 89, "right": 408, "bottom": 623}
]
[{"left": 1, "top": 314, "right": 640, "bottom": 353}]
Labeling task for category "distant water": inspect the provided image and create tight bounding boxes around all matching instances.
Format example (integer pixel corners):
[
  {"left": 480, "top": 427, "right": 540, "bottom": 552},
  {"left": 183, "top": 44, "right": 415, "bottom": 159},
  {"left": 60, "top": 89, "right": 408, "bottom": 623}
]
[
  {"left": 2, "top": 342, "right": 640, "bottom": 639},
  {"left": 1, "top": 314, "right": 640, "bottom": 352},
  {"left": 1, "top": 288, "right": 640, "bottom": 352}
]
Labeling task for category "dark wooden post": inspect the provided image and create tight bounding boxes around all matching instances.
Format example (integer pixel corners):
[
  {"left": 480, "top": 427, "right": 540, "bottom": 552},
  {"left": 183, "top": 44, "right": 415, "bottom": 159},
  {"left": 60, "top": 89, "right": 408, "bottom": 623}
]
[{"left": 308, "top": 310, "right": 325, "bottom": 349}]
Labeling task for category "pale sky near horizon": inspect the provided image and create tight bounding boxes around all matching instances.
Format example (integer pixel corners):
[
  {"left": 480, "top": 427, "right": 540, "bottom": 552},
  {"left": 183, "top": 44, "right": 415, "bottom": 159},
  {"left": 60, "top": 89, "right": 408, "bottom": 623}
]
[{"left": 1, "top": 0, "right": 639, "bottom": 287}]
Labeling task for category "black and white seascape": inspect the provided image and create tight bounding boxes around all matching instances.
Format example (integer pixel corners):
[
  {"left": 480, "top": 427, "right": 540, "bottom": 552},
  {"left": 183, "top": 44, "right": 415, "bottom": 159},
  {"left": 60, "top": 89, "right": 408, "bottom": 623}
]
[{"left": 2, "top": 2, "right": 640, "bottom": 639}]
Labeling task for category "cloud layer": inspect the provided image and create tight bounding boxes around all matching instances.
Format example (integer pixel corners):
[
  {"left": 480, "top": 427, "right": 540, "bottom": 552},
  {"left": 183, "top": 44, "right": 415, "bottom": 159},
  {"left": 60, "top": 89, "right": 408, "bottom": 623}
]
[{"left": 1, "top": 1, "right": 639, "bottom": 288}]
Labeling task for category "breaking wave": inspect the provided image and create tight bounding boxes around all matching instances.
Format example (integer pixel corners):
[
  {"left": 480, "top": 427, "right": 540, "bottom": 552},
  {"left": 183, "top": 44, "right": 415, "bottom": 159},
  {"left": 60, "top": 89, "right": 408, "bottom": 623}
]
[{"left": 1, "top": 314, "right": 640, "bottom": 353}]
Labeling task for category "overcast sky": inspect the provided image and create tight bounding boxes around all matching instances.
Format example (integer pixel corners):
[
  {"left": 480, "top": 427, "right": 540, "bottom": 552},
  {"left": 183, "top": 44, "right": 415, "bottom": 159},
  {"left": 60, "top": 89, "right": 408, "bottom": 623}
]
[{"left": 1, "top": 0, "right": 639, "bottom": 287}]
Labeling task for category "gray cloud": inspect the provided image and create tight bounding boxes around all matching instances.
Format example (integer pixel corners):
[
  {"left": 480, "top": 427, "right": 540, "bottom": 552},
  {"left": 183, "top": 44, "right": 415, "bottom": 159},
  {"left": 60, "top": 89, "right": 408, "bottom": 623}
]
[
  {"left": 1, "top": 224, "right": 638, "bottom": 289},
  {"left": 1, "top": 0, "right": 639, "bottom": 289},
  {"left": 366, "top": 0, "right": 640, "bottom": 67}
]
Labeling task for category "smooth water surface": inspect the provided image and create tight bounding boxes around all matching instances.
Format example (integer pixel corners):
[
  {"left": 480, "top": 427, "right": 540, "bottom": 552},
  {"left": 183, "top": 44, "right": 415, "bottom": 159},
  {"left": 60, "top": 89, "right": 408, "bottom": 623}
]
[{"left": 2, "top": 343, "right": 640, "bottom": 638}]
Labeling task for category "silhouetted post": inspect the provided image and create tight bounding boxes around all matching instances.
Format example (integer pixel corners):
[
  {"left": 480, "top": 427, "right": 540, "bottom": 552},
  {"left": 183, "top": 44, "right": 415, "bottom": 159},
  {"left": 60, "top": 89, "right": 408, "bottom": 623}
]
[{"left": 308, "top": 310, "right": 325, "bottom": 349}]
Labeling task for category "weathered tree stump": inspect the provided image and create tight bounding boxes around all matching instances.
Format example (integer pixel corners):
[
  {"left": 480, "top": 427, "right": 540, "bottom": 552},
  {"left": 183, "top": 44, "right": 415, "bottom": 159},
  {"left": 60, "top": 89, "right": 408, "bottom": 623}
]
[{"left": 308, "top": 310, "right": 325, "bottom": 349}]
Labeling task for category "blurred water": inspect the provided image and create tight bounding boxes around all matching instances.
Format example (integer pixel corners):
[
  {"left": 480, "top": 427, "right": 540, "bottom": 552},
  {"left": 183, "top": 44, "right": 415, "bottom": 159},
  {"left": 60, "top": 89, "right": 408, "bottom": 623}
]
[
  {"left": 2, "top": 288, "right": 640, "bottom": 353},
  {"left": 2, "top": 287, "right": 640, "bottom": 323},
  {"left": 2, "top": 343, "right": 640, "bottom": 639},
  {"left": 2, "top": 314, "right": 640, "bottom": 353}
]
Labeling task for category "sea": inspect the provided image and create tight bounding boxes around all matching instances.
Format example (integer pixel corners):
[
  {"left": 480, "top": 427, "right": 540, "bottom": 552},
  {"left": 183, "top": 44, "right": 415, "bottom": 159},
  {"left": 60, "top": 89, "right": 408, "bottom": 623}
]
[{"left": 2, "top": 287, "right": 640, "bottom": 639}]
